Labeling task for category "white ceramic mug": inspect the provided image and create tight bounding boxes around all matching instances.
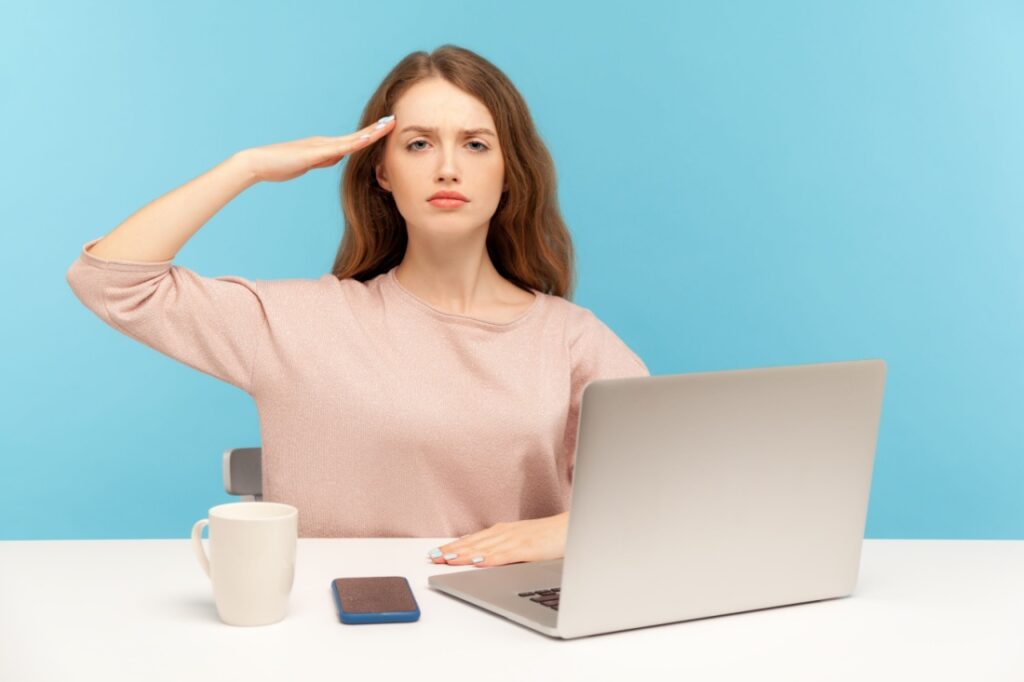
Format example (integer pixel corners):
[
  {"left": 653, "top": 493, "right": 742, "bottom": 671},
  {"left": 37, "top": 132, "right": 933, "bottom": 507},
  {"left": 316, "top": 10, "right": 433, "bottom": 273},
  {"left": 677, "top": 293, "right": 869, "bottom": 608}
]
[{"left": 191, "top": 502, "right": 298, "bottom": 626}]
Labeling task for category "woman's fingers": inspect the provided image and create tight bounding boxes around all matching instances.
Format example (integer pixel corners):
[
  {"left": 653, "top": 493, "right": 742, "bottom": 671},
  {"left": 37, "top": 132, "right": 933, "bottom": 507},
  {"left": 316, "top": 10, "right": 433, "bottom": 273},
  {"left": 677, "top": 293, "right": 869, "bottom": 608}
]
[
  {"left": 339, "top": 114, "right": 396, "bottom": 147},
  {"left": 306, "top": 116, "right": 395, "bottom": 170},
  {"left": 428, "top": 523, "right": 510, "bottom": 563},
  {"left": 427, "top": 515, "right": 568, "bottom": 568},
  {"left": 443, "top": 533, "right": 507, "bottom": 560},
  {"left": 243, "top": 116, "right": 394, "bottom": 182},
  {"left": 440, "top": 539, "right": 527, "bottom": 568},
  {"left": 306, "top": 115, "right": 396, "bottom": 170}
]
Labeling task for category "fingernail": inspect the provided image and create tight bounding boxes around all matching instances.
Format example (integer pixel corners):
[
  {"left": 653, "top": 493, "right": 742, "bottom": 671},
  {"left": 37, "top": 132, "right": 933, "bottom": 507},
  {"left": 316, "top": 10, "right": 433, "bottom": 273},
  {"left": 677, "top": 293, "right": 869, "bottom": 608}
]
[
  {"left": 444, "top": 553, "right": 458, "bottom": 560},
  {"left": 428, "top": 548, "right": 442, "bottom": 558},
  {"left": 471, "top": 556, "right": 484, "bottom": 564}
]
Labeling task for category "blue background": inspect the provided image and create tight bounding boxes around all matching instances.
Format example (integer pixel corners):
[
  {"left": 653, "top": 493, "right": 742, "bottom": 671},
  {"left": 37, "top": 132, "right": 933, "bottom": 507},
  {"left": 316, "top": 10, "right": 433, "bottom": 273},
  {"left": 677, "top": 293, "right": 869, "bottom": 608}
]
[{"left": 2, "top": 1, "right": 1021, "bottom": 540}]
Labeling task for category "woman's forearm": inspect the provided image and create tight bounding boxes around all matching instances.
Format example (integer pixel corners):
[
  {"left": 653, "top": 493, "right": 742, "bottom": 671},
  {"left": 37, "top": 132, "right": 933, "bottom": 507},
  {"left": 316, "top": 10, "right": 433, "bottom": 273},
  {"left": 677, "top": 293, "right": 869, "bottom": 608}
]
[{"left": 85, "top": 152, "right": 259, "bottom": 263}]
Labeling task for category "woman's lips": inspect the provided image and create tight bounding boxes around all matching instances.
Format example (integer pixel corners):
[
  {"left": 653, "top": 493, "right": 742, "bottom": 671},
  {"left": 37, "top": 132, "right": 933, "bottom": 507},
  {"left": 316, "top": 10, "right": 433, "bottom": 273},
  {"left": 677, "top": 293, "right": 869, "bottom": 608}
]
[{"left": 428, "top": 198, "right": 468, "bottom": 208}]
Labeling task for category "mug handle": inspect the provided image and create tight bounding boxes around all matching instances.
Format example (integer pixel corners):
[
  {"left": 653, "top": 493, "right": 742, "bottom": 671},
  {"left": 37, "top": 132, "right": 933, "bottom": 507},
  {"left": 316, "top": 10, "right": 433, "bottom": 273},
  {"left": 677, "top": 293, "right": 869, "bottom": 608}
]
[{"left": 191, "top": 519, "right": 211, "bottom": 578}]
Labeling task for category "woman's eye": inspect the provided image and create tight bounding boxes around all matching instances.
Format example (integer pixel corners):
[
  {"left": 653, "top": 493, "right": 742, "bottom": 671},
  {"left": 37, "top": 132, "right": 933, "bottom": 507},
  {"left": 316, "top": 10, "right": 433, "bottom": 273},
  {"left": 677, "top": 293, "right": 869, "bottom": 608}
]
[{"left": 406, "top": 140, "right": 489, "bottom": 152}]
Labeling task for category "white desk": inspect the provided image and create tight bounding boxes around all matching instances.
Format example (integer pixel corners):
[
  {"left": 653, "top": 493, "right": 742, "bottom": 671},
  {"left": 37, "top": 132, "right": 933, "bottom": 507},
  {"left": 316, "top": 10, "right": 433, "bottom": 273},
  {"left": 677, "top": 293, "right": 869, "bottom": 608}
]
[{"left": 1, "top": 539, "right": 1022, "bottom": 681}]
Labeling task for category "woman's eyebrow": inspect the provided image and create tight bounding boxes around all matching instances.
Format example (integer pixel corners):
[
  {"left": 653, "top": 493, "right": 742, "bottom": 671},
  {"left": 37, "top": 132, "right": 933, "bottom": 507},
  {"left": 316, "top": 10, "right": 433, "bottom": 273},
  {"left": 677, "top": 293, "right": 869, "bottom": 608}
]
[{"left": 398, "top": 125, "right": 496, "bottom": 138}]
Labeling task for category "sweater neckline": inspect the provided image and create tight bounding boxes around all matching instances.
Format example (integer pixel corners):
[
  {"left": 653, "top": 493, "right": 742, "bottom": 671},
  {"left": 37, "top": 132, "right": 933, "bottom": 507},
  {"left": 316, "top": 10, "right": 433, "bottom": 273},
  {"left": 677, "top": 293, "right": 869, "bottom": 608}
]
[{"left": 385, "top": 266, "right": 542, "bottom": 329}]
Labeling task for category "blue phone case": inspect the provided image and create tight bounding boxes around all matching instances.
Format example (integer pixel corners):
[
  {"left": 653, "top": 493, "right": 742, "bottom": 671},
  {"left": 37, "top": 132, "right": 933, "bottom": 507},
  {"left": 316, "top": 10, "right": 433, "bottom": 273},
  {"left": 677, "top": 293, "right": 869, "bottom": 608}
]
[{"left": 331, "top": 576, "right": 421, "bottom": 624}]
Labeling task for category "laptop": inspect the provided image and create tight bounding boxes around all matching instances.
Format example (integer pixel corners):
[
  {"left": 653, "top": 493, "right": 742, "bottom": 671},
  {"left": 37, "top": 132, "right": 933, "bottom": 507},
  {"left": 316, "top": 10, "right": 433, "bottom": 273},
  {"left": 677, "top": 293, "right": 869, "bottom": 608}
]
[{"left": 428, "top": 358, "right": 888, "bottom": 639}]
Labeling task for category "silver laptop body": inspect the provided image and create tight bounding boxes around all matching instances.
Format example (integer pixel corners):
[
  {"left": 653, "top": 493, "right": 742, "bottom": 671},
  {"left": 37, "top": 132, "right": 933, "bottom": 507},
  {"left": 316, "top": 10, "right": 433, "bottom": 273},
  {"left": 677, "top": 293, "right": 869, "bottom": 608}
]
[{"left": 428, "top": 359, "right": 888, "bottom": 639}]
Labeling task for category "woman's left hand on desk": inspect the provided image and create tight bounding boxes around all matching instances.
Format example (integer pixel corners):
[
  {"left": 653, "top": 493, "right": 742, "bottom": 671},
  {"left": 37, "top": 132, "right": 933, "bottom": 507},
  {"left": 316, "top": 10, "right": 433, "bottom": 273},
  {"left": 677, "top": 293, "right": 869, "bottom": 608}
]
[{"left": 427, "top": 512, "right": 569, "bottom": 568}]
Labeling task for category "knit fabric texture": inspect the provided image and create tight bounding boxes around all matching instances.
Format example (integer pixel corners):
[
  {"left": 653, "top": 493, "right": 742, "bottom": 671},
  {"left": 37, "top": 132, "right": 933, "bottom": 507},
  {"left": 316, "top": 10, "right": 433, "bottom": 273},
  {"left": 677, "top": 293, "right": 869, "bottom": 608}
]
[{"left": 67, "top": 238, "right": 650, "bottom": 538}]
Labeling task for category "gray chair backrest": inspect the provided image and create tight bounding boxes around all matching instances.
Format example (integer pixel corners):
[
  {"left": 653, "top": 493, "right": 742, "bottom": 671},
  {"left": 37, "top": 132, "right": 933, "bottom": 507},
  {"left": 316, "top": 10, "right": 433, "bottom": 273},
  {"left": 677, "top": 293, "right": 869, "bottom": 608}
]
[{"left": 222, "top": 447, "right": 262, "bottom": 502}]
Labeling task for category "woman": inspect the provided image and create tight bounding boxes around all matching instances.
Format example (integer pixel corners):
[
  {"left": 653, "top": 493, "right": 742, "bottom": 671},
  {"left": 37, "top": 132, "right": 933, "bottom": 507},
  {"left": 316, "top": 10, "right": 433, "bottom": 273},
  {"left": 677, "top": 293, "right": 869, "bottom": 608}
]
[{"left": 66, "top": 44, "right": 649, "bottom": 568}]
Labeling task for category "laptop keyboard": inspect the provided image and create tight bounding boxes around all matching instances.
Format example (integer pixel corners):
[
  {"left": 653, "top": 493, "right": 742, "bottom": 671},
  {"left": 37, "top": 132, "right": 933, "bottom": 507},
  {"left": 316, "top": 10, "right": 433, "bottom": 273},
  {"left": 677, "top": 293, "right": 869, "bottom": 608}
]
[{"left": 518, "top": 587, "right": 560, "bottom": 610}]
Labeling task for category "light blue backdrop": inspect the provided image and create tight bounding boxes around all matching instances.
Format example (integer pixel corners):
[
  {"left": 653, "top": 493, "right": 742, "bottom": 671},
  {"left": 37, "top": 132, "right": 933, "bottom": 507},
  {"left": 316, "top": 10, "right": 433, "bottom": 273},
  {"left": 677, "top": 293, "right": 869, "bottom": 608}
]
[{"left": 3, "top": 1, "right": 1021, "bottom": 540}]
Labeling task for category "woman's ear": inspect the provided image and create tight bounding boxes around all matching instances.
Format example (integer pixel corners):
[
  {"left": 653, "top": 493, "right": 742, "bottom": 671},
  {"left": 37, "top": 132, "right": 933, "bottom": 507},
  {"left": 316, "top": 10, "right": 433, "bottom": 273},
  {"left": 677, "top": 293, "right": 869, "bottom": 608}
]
[{"left": 375, "top": 162, "right": 391, "bottom": 192}]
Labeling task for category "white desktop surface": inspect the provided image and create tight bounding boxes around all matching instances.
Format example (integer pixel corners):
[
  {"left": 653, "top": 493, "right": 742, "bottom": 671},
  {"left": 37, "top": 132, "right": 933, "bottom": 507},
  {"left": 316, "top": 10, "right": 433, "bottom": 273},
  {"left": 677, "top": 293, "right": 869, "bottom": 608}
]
[{"left": 1, "top": 538, "right": 1022, "bottom": 681}]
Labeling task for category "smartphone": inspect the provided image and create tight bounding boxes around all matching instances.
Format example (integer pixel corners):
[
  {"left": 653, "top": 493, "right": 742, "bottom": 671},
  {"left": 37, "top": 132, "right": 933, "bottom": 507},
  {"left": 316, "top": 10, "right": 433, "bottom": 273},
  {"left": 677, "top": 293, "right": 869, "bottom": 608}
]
[{"left": 331, "top": 576, "right": 421, "bottom": 624}]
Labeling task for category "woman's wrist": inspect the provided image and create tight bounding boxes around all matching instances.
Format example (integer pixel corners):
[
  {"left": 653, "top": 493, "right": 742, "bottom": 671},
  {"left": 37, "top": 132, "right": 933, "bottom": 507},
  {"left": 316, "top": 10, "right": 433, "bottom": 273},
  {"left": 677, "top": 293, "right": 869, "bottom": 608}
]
[{"left": 229, "top": 150, "right": 261, "bottom": 187}]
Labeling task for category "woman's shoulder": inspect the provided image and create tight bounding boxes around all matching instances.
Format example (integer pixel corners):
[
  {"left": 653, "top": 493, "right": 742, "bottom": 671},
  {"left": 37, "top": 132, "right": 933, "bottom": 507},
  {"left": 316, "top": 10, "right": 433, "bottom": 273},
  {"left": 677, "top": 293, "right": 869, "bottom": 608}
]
[
  {"left": 540, "top": 293, "right": 604, "bottom": 331},
  {"left": 252, "top": 270, "right": 387, "bottom": 299},
  {"left": 547, "top": 296, "right": 645, "bottom": 368}
]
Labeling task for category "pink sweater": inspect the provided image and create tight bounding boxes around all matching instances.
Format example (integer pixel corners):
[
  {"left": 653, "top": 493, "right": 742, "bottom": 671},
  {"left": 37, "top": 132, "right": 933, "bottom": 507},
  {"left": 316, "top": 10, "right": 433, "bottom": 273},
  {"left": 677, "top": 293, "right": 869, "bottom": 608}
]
[{"left": 66, "top": 237, "right": 650, "bottom": 538}]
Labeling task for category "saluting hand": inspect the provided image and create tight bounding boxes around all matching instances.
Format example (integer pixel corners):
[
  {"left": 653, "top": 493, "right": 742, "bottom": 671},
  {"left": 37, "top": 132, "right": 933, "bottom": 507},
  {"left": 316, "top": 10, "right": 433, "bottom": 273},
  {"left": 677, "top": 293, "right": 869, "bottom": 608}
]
[{"left": 239, "top": 114, "right": 396, "bottom": 183}]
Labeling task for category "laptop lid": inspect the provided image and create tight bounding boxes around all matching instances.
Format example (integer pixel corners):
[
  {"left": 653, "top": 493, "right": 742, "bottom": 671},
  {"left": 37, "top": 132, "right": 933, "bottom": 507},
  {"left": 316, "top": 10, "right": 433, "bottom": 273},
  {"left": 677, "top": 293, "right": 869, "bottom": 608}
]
[{"left": 556, "top": 359, "right": 887, "bottom": 639}]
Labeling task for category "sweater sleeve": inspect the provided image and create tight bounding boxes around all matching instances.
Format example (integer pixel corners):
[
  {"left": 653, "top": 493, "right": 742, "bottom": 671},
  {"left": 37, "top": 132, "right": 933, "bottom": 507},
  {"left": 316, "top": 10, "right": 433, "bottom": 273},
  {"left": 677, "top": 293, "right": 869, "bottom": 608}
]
[
  {"left": 65, "top": 237, "right": 269, "bottom": 395},
  {"left": 563, "top": 310, "right": 650, "bottom": 485}
]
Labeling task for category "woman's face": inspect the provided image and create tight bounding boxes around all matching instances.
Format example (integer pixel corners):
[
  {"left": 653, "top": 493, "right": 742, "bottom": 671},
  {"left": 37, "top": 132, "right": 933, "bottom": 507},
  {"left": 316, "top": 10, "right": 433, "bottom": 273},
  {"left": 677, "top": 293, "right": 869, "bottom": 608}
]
[{"left": 375, "top": 78, "right": 506, "bottom": 240}]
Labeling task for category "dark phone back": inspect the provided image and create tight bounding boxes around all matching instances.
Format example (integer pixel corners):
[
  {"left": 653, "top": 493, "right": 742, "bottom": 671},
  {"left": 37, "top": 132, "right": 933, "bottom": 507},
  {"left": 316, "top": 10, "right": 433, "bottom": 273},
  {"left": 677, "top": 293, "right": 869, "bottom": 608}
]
[{"left": 332, "top": 576, "right": 421, "bottom": 624}]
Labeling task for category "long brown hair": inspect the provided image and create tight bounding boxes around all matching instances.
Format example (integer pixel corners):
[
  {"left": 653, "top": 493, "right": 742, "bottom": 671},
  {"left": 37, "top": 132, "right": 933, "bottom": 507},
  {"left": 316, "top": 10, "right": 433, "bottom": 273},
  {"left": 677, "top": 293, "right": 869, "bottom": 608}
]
[{"left": 331, "top": 44, "right": 576, "bottom": 300}]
